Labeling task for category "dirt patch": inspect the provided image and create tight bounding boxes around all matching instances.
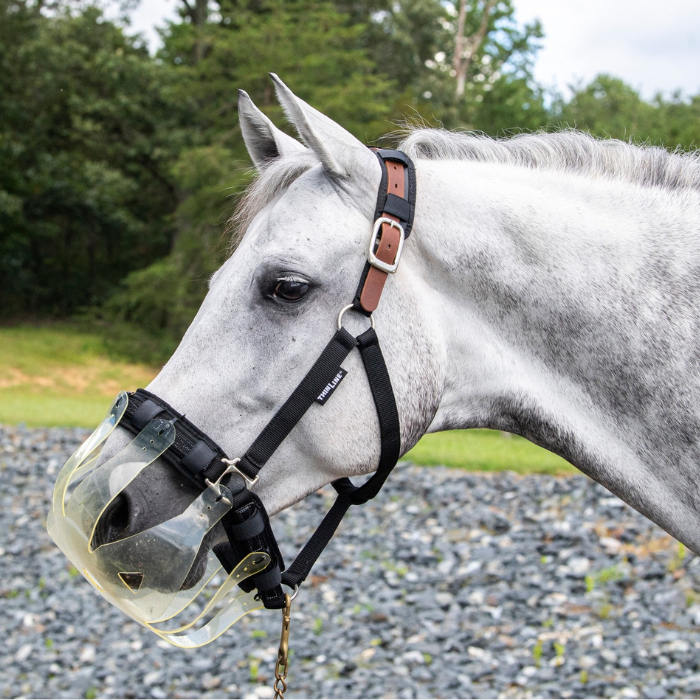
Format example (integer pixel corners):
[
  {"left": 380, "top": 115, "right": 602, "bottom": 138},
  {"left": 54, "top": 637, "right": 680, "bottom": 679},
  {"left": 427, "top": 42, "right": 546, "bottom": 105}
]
[
  {"left": 0, "top": 368, "right": 55, "bottom": 389},
  {"left": 0, "top": 363, "right": 157, "bottom": 396}
]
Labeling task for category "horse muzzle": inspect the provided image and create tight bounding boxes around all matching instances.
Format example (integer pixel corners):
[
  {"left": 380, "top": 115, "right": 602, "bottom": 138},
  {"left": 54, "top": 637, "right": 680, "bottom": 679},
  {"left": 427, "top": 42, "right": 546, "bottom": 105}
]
[{"left": 47, "top": 391, "right": 270, "bottom": 648}]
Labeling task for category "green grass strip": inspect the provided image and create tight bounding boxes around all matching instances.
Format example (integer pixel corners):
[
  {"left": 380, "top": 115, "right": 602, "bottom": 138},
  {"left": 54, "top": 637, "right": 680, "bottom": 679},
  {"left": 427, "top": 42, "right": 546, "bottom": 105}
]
[
  {"left": 405, "top": 429, "right": 576, "bottom": 475},
  {"left": 0, "top": 324, "right": 156, "bottom": 428}
]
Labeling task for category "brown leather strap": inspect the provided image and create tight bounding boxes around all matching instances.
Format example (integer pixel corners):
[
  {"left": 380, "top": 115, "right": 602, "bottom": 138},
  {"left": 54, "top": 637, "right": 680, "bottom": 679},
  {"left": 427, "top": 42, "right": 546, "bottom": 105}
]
[{"left": 359, "top": 160, "right": 407, "bottom": 312}]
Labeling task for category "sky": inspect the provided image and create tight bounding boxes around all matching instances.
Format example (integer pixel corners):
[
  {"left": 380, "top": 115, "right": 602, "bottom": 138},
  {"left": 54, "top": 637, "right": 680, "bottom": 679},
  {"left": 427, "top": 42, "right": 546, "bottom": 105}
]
[{"left": 125, "top": 0, "right": 700, "bottom": 100}]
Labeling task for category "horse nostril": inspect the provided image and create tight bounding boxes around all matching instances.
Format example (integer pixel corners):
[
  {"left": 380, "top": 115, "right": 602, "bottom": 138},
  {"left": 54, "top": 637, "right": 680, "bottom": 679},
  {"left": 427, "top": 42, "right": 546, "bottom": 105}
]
[{"left": 91, "top": 494, "right": 132, "bottom": 549}]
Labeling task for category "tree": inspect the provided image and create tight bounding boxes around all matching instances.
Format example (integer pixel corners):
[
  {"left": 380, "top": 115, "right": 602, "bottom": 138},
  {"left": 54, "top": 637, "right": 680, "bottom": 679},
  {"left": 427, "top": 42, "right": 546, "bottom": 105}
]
[
  {"left": 553, "top": 74, "right": 700, "bottom": 151},
  {"left": 351, "top": 0, "right": 544, "bottom": 131},
  {"left": 453, "top": 0, "right": 497, "bottom": 97},
  {"left": 0, "top": 1, "right": 184, "bottom": 316},
  {"left": 103, "top": 0, "right": 395, "bottom": 352}
]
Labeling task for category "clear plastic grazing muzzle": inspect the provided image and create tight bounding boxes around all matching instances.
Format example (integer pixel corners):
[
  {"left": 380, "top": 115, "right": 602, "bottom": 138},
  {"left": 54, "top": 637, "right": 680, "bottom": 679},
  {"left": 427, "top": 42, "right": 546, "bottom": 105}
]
[{"left": 47, "top": 392, "right": 269, "bottom": 648}]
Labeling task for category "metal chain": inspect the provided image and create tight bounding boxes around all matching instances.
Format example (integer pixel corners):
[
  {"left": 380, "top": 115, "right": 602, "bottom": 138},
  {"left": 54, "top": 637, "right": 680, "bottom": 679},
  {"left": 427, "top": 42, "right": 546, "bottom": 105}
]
[{"left": 273, "top": 593, "right": 292, "bottom": 699}]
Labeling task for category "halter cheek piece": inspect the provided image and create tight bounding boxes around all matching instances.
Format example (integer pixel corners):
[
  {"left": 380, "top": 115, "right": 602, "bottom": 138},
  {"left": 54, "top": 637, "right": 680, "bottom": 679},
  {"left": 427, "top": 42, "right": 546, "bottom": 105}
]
[{"left": 119, "top": 149, "right": 416, "bottom": 609}]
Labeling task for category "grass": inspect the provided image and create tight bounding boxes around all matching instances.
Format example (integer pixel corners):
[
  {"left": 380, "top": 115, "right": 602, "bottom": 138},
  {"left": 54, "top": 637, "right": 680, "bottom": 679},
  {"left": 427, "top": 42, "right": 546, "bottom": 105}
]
[
  {"left": 0, "top": 324, "right": 158, "bottom": 427},
  {"left": 0, "top": 323, "right": 576, "bottom": 475},
  {"left": 404, "top": 428, "right": 575, "bottom": 475}
]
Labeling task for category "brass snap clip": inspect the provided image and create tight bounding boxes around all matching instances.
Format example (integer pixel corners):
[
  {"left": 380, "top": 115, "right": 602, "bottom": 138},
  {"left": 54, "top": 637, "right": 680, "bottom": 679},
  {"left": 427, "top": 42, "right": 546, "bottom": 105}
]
[{"left": 273, "top": 586, "right": 298, "bottom": 699}]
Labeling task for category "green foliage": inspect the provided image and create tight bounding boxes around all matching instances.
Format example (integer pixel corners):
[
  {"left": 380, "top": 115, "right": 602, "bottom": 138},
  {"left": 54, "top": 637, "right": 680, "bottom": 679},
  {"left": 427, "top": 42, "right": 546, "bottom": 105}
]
[
  {"left": 552, "top": 74, "right": 700, "bottom": 150},
  {"left": 338, "top": 0, "right": 545, "bottom": 131},
  {"left": 668, "top": 541, "right": 687, "bottom": 573},
  {"left": 418, "top": 0, "right": 545, "bottom": 131},
  {"left": 3, "top": 0, "right": 700, "bottom": 364},
  {"left": 532, "top": 639, "right": 543, "bottom": 666},
  {"left": 585, "top": 564, "right": 624, "bottom": 594},
  {"left": 0, "top": 1, "right": 183, "bottom": 316},
  {"left": 598, "top": 603, "right": 612, "bottom": 619},
  {"left": 164, "top": 0, "right": 395, "bottom": 140},
  {"left": 248, "top": 655, "right": 260, "bottom": 682}
]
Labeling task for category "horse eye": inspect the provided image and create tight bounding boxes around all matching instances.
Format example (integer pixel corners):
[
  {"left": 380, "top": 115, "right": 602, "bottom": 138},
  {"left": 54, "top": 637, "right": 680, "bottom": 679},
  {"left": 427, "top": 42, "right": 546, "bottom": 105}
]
[{"left": 274, "top": 279, "right": 310, "bottom": 302}]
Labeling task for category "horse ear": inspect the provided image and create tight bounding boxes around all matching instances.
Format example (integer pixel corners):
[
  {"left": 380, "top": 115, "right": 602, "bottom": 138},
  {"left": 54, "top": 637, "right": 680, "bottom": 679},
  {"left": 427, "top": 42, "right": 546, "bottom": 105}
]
[
  {"left": 238, "top": 90, "right": 306, "bottom": 169},
  {"left": 270, "top": 74, "right": 377, "bottom": 179}
]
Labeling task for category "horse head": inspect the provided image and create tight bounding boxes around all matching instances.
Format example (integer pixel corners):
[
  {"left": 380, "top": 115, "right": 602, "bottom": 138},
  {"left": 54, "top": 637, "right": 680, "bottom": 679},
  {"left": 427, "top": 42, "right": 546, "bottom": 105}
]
[{"left": 90, "top": 75, "right": 444, "bottom": 582}]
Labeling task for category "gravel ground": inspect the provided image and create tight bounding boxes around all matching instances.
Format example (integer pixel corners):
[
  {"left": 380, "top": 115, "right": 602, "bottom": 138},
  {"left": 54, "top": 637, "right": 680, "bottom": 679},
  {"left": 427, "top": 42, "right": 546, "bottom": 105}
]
[{"left": 2, "top": 425, "right": 700, "bottom": 700}]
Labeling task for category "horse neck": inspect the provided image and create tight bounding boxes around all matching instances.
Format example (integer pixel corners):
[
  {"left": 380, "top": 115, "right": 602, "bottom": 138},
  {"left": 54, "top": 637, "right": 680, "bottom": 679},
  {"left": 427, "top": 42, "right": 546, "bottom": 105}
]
[{"left": 412, "top": 157, "right": 700, "bottom": 553}]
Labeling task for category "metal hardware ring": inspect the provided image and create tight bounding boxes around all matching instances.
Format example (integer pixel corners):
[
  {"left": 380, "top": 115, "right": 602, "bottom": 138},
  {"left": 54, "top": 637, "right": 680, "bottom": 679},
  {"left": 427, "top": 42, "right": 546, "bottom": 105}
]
[
  {"left": 283, "top": 583, "right": 300, "bottom": 601},
  {"left": 211, "top": 456, "right": 260, "bottom": 493},
  {"left": 337, "top": 304, "right": 375, "bottom": 331}
]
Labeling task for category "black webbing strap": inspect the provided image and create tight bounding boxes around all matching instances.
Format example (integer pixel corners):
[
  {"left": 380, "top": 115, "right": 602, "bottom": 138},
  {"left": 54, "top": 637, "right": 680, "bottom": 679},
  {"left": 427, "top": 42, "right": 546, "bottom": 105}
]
[
  {"left": 280, "top": 492, "right": 354, "bottom": 590},
  {"left": 119, "top": 389, "right": 230, "bottom": 489},
  {"left": 281, "top": 327, "right": 400, "bottom": 588},
  {"left": 236, "top": 328, "right": 357, "bottom": 480},
  {"left": 211, "top": 326, "right": 358, "bottom": 609},
  {"left": 346, "top": 327, "right": 402, "bottom": 503},
  {"left": 217, "top": 486, "right": 287, "bottom": 609}
]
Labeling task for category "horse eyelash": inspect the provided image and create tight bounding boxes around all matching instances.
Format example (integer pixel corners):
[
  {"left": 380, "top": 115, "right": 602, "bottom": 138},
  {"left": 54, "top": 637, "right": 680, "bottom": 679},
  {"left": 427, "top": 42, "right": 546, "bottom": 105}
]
[{"left": 276, "top": 275, "right": 308, "bottom": 284}]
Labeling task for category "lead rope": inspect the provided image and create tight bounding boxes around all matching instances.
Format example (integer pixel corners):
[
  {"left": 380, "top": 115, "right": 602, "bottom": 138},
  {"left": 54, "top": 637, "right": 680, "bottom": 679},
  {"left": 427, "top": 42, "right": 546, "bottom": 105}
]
[{"left": 273, "top": 593, "right": 292, "bottom": 699}]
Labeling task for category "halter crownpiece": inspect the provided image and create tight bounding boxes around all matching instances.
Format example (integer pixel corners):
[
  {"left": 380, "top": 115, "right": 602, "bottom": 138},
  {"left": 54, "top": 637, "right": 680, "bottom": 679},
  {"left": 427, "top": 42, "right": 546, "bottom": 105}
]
[{"left": 47, "top": 149, "right": 416, "bottom": 642}]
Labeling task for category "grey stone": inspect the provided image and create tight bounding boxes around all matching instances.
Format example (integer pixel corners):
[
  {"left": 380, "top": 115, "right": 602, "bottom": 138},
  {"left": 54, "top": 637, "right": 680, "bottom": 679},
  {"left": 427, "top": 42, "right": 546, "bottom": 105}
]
[{"left": 0, "top": 425, "right": 696, "bottom": 699}]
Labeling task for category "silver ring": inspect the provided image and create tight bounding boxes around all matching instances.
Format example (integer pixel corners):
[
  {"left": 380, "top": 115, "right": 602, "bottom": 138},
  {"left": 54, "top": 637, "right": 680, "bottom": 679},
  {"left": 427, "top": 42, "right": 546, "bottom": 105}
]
[
  {"left": 288, "top": 584, "right": 300, "bottom": 601},
  {"left": 337, "top": 304, "right": 375, "bottom": 331}
]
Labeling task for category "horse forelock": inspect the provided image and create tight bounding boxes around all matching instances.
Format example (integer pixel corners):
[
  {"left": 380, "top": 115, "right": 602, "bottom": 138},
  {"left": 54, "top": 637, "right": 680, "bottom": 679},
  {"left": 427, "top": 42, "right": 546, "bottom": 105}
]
[
  {"left": 398, "top": 128, "right": 700, "bottom": 192},
  {"left": 226, "top": 151, "right": 319, "bottom": 253}
]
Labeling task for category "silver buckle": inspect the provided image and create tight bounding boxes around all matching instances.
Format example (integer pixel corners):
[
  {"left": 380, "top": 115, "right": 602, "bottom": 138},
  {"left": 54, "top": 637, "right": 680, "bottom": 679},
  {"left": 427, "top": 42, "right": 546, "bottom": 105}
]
[
  {"left": 205, "top": 458, "right": 259, "bottom": 502},
  {"left": 368, "top": 217, "right": 405, "bottom": 274}
]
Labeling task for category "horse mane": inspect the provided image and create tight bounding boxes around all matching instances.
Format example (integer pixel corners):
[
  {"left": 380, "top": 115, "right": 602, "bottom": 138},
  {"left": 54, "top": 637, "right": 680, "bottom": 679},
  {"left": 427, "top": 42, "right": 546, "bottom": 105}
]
[
  {"left": 400, "top": 128, "right": 700, "bottom": 192},
  {"left": 229, "top": 129, "right": 700, "bottom": 249}
]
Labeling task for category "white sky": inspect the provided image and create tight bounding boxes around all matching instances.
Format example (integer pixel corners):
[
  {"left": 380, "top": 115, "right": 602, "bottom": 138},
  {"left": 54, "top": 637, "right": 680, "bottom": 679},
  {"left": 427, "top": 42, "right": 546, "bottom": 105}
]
[
  {"left": 125, "top": 0, "right": 700, "bottom": 99},
  {"left": 515, "top": 0, "right": 700, "bottom": 99}
]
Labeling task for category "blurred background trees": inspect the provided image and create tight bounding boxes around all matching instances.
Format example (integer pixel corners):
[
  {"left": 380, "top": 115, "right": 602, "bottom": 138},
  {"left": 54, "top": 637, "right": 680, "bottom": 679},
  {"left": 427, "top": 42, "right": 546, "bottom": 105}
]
[
  {"left": 0, "top": 1, "right": 183, "bottom": 319},
  {"left": 2, "top": 0, "right": 699, "bottom": 363}
]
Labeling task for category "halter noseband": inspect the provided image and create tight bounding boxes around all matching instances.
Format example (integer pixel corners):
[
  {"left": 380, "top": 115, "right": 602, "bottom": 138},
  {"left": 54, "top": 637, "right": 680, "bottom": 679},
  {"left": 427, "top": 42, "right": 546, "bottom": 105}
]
[{"left": 118, "top": 149, "right": 416, "bottom": 609}]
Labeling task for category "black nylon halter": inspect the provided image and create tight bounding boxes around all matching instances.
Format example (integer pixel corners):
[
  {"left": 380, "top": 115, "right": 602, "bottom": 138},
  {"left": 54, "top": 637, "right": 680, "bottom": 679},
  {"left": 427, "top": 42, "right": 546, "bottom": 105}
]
[{"left": 119, "top": 149, "right": 415, "bottom": 609}]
